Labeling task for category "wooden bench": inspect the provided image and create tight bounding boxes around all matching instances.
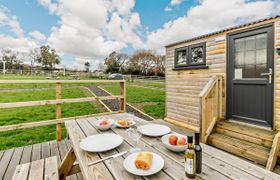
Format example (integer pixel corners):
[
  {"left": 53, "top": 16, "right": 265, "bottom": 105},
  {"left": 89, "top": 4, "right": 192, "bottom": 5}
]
[{"left": 12, "top": 156, "right": 59, "bottom": 180}]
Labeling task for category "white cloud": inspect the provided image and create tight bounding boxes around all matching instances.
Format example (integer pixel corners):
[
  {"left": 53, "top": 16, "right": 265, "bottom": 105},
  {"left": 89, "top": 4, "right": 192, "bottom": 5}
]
[
  {"left": 0, "top": 6, "right": 24, "bottom": 37},
  {"left": 29, "top": 30, "right": 46, "bottom": 41},
  {"left": 39, "top": 0, "right": 143, "bottom": 62},
  {"left": 165, "top": 0, "right": 183, "bottom": 12},
  {"left": 37, "top": 0, "right": 58, "bottom": 14},
  {"left": 111, "top": 0, "right": 135, "bottom": 16},
  {"left": 170, "top": 0, "right": 183, "bottom": 6},
  {"left": 0, "top": 5, "right": 40, "bottom": 55},
  {"left": 147, "top": 0, "right": 280, "bottom": 52},
  {"left": 69, "top": 57, "right": 102, "bottom": 70},
  {"left": 164, "top": 6, "right": 172, "bottom": 12}
]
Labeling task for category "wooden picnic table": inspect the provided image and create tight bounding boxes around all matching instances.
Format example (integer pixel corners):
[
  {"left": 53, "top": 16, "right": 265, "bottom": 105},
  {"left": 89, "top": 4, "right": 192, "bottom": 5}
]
[{"left": 63, "top": 113, "right": 280, "bottom": 180}]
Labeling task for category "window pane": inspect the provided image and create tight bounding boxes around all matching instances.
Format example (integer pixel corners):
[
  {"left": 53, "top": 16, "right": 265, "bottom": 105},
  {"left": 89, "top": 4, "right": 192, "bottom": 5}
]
[
  {"left": 255, "top": 64, "right": 266, "bottom": 78},
  {"left": 245, "top": 36, "right": 255, "bottom": 51},
  {"left": 235, "top": 52, "right": 244, "bottom": 67},
  {"left": 234, "top": 33, "right": 267, "bottom": 79},
  {"left": 244, "top": 51, "right": 255, "bottom": 65},
  {"left": 256, "top": 49, "right": 266, "bottom": 64},
  {"left": 190, "top": 47, "right": 204, "bottom": 64},
  {"left": 176, "top": 50, "right": 187, "bottom": 65},
  {"left": 235, "top": 38, "right": 245, "bottom": 52},
  {"left": 256, "top": 34, "right": 267, "bottom": 50}
]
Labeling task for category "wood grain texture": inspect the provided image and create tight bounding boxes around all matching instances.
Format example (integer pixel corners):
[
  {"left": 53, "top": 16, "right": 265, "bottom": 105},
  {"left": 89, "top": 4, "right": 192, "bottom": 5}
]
[{"left": 165, "top": 18, "right": 280, "bottom": 131}]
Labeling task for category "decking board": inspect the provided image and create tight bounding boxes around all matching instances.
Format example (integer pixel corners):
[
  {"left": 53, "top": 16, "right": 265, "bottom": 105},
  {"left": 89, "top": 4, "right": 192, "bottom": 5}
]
[{"left": 0, "top": 141, "right": 83, "bottom": 180}]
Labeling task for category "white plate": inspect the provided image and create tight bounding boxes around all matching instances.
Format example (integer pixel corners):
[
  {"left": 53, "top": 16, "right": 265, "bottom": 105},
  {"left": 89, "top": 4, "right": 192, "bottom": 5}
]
[
  {"left": 123, "top": 152, "right": 164, "bottom": 176},
  {"left": 80, "top": 134, "right": 123, "bottom": 152},
  {"left": 93, "top": 119, "right": 115, "bottom": 131},
  {"left": 161, "top": 134, "right": 188, "bottom": 152},
  {"left": 138, "top": 124, "right": 171, "bottom": 137},
  {"left": 115, "top": 120, "right": 136, "bottom": 128}
]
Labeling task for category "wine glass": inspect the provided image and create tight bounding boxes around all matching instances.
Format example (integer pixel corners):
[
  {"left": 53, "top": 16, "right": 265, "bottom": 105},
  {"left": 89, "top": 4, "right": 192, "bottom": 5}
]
[{"left": 126, "top": 125, "right": 142, "bottom": 153}]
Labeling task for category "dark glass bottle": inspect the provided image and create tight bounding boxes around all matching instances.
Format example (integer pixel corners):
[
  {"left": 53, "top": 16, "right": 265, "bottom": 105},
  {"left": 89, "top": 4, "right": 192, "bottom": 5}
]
[
  {"left": 194, "top": 132, "right": 202, "bottom": 173},
  {"left": 185, "top": 136, "right": 196, "bottom": 179}
]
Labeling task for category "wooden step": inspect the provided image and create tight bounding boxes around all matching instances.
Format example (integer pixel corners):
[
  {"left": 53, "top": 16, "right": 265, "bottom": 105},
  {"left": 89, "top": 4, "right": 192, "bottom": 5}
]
[
  {"left": 208, "top": 133, "right": 270, "bottom": 166},
  {"left": 215, "top": 127, "right": 273, "bottom": 148},
  {"left": 216, "top": 121, "right": 275, "bottom": 144}
]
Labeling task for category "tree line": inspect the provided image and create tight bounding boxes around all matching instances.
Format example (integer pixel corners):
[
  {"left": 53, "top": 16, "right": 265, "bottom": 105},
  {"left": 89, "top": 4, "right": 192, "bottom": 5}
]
[
  {"left": 1, "top": 46, "right": 165, "bottom": 76},
  {"left": 0, "top": 45, "right": 61, "bottom": 72},
  {"left": 104, "top": 50, "right": 165, "bottom": 76}
]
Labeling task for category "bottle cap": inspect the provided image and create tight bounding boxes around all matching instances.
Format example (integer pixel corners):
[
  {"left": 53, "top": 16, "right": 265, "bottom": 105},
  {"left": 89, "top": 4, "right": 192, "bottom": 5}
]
[{"left": 187, "top": 136, "right": 193, "bottom": 144}]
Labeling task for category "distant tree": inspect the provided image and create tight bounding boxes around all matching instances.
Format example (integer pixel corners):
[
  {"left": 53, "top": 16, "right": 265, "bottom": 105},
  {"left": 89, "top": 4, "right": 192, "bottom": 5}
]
[
  {"left": 36, "top": 45, "right": 61, "bottom": 70},
  {"left": 154, "top": 55, "right": 165, "bottom": 76},
  {"left": 29, "top": 48, "right": 40, "bottom": 74},
  {"left": 0, "top": 48, "right": 23, "bottom": 70},
  {"left": 84, "top": 61, "right": 90, "bottom": 72},
  {"left": 128, "top": 50, "right": 160, "bottom": 75},
  {"left": 104, "top": 51, "right": 128, "bottom": 73}
]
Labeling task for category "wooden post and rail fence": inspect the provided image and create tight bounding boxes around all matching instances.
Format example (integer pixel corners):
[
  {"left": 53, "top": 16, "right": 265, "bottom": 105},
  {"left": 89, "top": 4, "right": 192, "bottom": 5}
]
[{"left": 0, "top": 80, "right": 126, "bottom": 141}]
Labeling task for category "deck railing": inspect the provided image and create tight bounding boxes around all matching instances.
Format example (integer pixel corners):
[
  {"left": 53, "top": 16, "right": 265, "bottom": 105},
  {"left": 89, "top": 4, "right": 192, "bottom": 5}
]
[
  {"left": 0, "top": 80, "right": 126, "bottom": 141},
  {"left": 199, "top": 75, "right": 223, "bottom": 143}
]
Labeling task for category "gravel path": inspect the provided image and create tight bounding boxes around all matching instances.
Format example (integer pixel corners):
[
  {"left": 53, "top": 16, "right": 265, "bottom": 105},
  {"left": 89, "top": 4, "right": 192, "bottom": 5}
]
[{"left": 87, "top": 86, "right": 154, "bottom": 121}]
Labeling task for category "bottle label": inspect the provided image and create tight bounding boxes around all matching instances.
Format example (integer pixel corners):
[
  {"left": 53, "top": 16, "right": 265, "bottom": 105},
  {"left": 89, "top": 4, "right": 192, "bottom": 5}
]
[{"left": 185, "top": 158, "right": 194, "bottom": 174}]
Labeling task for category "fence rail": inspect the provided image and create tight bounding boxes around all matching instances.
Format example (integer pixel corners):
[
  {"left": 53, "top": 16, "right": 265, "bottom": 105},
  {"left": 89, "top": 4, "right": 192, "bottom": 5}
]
[{"left": 0, "top": 80, "right": 126, "bottom": 141}]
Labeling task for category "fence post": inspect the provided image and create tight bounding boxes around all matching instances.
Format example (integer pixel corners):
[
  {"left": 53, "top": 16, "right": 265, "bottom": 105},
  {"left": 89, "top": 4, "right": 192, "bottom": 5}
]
[
  {"left": 56, "top": 82, "right": 62, "bottom": 141},
  {"left": 119, "top": 81, "right": 126, "bottom": 112}
]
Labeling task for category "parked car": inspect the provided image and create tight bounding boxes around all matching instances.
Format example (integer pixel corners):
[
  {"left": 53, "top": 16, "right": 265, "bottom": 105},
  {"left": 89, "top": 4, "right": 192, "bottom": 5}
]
[{"left": 108, "top": 73, "right": 124, "bottom": 79}]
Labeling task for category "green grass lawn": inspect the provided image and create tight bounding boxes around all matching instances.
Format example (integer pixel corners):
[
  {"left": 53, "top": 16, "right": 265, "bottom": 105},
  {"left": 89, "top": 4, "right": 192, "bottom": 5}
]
[
  {"left": 0, "top": 75, "right": 165, "bottom": 150},
  {"left": 102, "top": 84, "right": 165, "bottom": 119},
  {"left": 0, "top": 87, "right": 106, "bottom": 150},
  {"left": 130, "top": 81, "right": 165, "bottom": 89},
  {"left": 0, "top": 74, "right": 96, "bottom": 80}
]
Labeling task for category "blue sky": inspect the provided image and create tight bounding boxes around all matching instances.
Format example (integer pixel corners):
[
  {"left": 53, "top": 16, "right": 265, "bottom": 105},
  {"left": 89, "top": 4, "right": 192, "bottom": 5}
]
[{"left": 0, "top": 0, "right": 279, "bottom": 69}]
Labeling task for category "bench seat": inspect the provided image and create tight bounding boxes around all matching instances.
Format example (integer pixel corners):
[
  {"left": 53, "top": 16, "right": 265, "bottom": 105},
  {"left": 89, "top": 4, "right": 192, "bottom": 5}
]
[{"left": 12, "top": 156, "right": 59, "bottom": 180}]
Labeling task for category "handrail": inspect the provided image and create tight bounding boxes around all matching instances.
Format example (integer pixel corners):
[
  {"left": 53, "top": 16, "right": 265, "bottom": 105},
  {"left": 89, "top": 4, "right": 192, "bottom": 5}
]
[
  {"left": 200, "top": 75, "right": 223, "bottom": 143},
  {"left": 0, "top": 80, "right": 126, "bottom": 141}
]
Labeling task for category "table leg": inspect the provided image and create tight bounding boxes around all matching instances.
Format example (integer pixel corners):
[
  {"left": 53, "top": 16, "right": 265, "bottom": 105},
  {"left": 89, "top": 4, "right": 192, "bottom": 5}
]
[{"left": 59, "top": 147, "right": 77, "bottom": 180}]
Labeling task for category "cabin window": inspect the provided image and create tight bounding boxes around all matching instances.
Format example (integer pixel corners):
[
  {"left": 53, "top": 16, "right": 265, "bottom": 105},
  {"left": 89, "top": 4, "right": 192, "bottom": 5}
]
[{"left": 174, "top": 42, "right": 206, "bottom": 69}]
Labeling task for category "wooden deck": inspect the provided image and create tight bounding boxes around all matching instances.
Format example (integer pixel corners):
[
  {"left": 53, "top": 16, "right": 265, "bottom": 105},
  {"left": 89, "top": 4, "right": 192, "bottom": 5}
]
[
  {"left": 0, "top": 115, "right": 280, "bottom": 180},
  {"left": 0, "top": 139, "right": 83, "bottom": 180}
]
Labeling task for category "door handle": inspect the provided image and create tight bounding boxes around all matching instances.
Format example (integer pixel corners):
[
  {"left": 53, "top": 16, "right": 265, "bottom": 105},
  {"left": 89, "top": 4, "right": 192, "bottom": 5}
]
[{"left": 260, "top": 68, "right": 272, "bottom": 84}]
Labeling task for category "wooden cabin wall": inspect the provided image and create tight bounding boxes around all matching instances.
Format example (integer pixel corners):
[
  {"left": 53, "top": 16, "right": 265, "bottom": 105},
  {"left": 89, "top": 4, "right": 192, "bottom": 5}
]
[
  {"left": 275, "top": 19, "right": 280, "bottom": 130},
  {"left": 165, "top": 35, "right": 226, "bottom": 129},
  {"left": 165, "top": 18, "right": 280, "bottom": 130}
]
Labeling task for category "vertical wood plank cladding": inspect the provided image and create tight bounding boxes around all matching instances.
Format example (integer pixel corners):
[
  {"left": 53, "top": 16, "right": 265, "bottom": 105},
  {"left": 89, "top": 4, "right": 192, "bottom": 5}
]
[{"left": 165, "top": 18, "right": 280, "bottom": 130}]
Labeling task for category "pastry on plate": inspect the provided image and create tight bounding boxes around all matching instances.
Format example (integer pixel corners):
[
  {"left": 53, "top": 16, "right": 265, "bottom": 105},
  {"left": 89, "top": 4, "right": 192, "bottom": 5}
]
[
  {"left": 117, "top": 120, "right": 129, "bottom": 126},
  {"left": 134, "top": 152, "right": 153, "bottom": 170}
]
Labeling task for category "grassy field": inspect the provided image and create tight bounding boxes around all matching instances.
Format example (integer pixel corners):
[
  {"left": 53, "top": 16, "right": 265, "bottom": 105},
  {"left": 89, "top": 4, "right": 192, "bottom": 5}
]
[
  {"left": 0, "top": 85, "right": 107, "bottom": 150},
  {"left": 0, "top": 75, "right": 165, "bottom": 150},
  {"left": 102, "top": 84, "right": 165, "bottom": 119}
]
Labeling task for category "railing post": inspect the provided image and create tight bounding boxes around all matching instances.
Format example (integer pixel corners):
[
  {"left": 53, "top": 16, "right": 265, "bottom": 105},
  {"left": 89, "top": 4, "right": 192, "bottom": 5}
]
[
  {"left": 56, "top": 82, "right": 62, "bottom": 141},
  {"left": 119, "top": 81, "right": 126, "bottom": 112}
]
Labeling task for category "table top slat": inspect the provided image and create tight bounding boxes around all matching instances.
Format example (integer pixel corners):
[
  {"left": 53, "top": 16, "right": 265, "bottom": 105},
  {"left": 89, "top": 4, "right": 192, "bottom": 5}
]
[
  {"left": 97, "top": 114, "right": 195, "bottom": 180},
  {"left": 77, "top": 118, "right": 144, "bottom": 180},
  {"left": 65, "top": 113, "right": 280, "bottom": 180},
  {"left": 65, "top": 120, "right": 114, "bottom": 180}
]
